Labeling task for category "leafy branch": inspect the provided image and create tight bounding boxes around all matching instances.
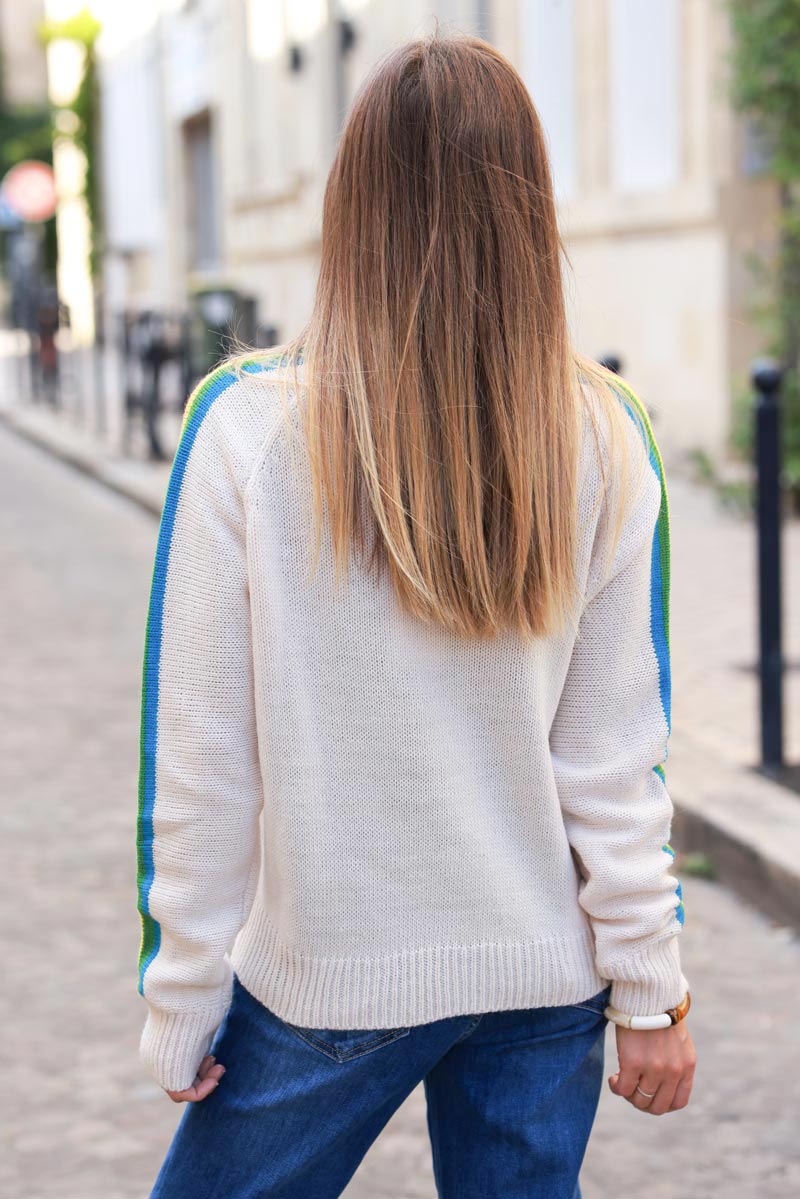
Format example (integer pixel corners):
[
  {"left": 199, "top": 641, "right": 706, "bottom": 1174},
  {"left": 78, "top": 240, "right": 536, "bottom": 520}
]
[
  {"left": 726, "top": 0, "right": 800, "bottom": 492},
  {"left": 38, "top": 6, "right": 102, "bottom": 278}
]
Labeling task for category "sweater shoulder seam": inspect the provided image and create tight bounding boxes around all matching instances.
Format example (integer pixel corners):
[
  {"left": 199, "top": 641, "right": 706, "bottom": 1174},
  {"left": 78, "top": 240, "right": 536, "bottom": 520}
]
[
  {"left": 196, "top": 364, "right": 300, "bottom": 505},
  {"left": 242, "top": 385, "right": 302, "bottom": 506}
]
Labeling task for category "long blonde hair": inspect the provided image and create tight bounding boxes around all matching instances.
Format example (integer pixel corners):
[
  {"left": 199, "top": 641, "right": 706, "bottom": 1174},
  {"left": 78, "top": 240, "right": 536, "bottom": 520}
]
[{"left": 226, "top": 29, "right": 649, "bottom": 640}]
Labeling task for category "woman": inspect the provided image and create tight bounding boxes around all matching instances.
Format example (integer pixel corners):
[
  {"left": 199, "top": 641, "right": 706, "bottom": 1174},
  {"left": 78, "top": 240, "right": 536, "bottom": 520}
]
[{"left": 136, "top": 29, "right": 695, "bottom": 1199}]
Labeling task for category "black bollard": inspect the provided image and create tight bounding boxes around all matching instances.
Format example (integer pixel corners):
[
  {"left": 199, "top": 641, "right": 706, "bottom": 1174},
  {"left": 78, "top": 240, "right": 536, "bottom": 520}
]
[
  {"left": 752, "top": 358, "right": 784, "bottom": 771},
  {"left": 597, "top": 353, "right": 622, "bottom": 375}
]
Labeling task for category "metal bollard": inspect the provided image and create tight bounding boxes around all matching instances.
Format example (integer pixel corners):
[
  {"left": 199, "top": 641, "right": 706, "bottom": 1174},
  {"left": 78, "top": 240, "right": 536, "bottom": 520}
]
[
  {"left": 597, "top": 353, "right": 622, "bottom": 375},
  {"left": 752, "top": 358, "right": 784, "bottom": 771}
]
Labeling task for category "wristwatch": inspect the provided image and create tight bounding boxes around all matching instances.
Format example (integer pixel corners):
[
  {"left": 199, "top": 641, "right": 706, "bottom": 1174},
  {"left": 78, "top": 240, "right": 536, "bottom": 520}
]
[{"left": 603, "top": 990, "right": 691, "bottom": 1030}]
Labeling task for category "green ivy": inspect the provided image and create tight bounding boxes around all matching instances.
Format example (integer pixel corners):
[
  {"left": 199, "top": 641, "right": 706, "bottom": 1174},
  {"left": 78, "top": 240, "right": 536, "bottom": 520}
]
[
  {"left": 726, "top": 0, "right": 800, "bottom": 496},
  {"left": 38, "top": 7, "right": 102, "bottom": 278},
  {"left": 0, "top": 58, "right": 55, "bottom": 274}
]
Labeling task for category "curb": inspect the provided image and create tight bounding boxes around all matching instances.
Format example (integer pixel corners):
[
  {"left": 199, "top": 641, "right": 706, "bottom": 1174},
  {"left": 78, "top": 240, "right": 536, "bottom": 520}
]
[
  {"left": 667, "top": 732, "right": 800, "bottom": 932},
  {"left": 0, "top": 406, "right": 165, "bottom": 518},
  {"left": 673, "top": 802, "right": 800, "bottom": 932},
  {"left": 3, "top": 403, "right": 799, "bottom": 933}
]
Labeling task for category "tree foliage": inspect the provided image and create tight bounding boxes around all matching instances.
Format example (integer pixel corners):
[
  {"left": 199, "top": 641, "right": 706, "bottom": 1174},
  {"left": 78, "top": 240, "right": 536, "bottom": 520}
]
[
  {"left": 38, "top": 7, "right": 102, "bottom": 277},
  {"left": 0, "top": 57, "right": 55, "bottom": 275},
  {"left": 728, "top": 0, "right": 800, "bottom": 183},
  {"left": 727, "top": 0, "right": 800, "bottom": 490}
]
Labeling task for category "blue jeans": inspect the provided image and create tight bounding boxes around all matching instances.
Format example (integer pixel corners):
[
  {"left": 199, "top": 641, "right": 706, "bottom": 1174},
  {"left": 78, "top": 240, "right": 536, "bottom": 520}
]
[{"left": 149, "top": 972, "right": 611, "bottom": 1199}]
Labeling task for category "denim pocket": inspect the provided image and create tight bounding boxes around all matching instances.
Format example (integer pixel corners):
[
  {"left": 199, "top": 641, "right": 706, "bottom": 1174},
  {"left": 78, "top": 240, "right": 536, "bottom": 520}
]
[
  {"left": 281, "top": 1022, "right": 412, "bottom": 1063},
  {"left": 568, "top": 984, "right": 612, "bottom": 1016}
]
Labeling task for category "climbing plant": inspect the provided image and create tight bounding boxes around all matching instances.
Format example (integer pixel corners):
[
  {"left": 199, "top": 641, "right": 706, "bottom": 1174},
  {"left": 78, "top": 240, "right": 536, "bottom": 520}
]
[
  {"left": 726, "top": 0, "right": 800, "bottom": 500},
  {"left": 38, "top": 6, "right": 102, "bottom": 278},
  {"left": 0, "top": 59, "right": 55, "bottom": 273}
]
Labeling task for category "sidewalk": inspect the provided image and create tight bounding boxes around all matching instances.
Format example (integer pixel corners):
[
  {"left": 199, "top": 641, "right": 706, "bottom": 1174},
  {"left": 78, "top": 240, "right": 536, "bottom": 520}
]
[
  {"left": 2, "top": 347, "right": 800, "bottom": 932},
  {"left": 0, "top": 399, "right": 171, "bottom": 515}
]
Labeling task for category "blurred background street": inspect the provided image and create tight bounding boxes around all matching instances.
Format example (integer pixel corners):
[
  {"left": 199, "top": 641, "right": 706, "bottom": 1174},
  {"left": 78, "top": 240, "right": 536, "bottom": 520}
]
[{"left": 1, "top": 1, "right": 800, "bottom": 1197}]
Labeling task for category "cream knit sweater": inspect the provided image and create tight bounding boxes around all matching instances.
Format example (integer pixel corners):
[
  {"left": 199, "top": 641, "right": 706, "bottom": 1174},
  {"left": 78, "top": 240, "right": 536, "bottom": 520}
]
[{"left": 136, "top": 356, "right": 688, "bottom": 1092}]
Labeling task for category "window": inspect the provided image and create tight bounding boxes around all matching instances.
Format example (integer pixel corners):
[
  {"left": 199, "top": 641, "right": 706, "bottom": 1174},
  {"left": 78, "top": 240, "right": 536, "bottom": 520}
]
[
  {"left": 183, "top": 111, "right": 220, "bottom": 270},
  {"left": 519, "top": 0, "right": 577, "bottom": 202},
  {"left": 609, "top": 0, "right": 680, "bottom": 193}
]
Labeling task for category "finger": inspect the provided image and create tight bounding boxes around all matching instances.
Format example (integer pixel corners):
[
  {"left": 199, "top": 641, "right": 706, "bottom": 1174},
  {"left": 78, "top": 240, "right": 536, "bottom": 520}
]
[
  {"left": 192, "top": 1075, "right": 221, "bottom": 1101},
  {"left": 609, "top": 1064, "right": 644, "bottom": 1100},
  {"left": 167, "top": 1071, "right": 223, "bottom": 1104},
  {"left": 607, "top": 1070, "right": 638, "bottom": 1099},
  {"left": 198, "top": 1060, "right": 226, "bottom": 1084},
  {"left": 629, "top": 1077, "right": 659, "bottom": 1111},
  {"left": 669, "top": 1073, "right": 694, "bottom": 1112},
  {"left": 178, "top": 1076, "right": 220, "bottom": 1103},
  {"left": 647, "top": 1073, "right": 680, "bottom": 1116},
  {"left": 195, "top": 1059, "right": 227, "bottom": 1090},
  {"left": 196, "top": 1055, "right": 216, "bottom": 1077}
]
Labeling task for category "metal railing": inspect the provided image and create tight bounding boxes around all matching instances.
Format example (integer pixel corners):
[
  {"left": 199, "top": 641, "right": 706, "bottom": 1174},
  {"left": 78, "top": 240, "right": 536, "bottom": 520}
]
[{"left": 6, "top": 286, "right": 279, "bottom": 463}]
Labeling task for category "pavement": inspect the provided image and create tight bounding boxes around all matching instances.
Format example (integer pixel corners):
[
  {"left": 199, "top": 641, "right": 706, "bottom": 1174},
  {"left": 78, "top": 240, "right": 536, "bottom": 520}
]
[{"left": 1, "top": 368, "right": 799, "bottom": 1197}]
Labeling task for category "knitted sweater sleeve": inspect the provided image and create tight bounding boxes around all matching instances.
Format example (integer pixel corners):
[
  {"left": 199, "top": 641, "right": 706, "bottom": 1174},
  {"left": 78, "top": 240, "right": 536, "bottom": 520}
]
[
  {"left": 549, "top": 393, "right": 688, "bottom": 1017},
  {"left": 135, "top": 396, "right": 263, "bottom": 1092}
]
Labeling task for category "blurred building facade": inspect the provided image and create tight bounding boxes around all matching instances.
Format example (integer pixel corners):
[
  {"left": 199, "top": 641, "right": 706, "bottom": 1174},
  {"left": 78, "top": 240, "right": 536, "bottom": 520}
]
[
  {"left": 0, "top": 0, "right": 48, "bottom": 105},
  {"left": 526, "top": 0, "right": 779, "bottom": 462},
  {"left": 0, "top": 0, "right": 49, "bottom": 323},
  {"left": 94, "top": 0, "right": 781, "bottom": 461}
]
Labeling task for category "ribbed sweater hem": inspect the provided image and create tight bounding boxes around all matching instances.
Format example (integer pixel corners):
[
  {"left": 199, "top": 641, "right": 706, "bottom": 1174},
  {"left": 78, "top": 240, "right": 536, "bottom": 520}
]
[
  {"left": 229, "top": 898, "right": 609, "bottom": 1030},
  {"left": 140, "top": 1001, "right": 227, "bottom": 1093},
  {"left": 141, "top": 916, "right": 689, "bottom": 1091},
  {"left": 606, "top": 934, "right": 689, "bottom": 1016}
]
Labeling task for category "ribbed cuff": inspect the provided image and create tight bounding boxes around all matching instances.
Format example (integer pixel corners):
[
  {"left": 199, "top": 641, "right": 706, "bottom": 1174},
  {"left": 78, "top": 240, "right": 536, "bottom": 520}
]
[
  {"left": 606, "top": 935, "right": 689, "bottom": 1017},
  {"left": 139, "top": 1004, "right": 227, "bottom": 1093}
]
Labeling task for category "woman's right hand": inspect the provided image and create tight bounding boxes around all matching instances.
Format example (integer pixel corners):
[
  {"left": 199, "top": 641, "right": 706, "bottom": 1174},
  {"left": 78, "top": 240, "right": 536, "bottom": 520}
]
[
  {"left": 608, "top": 1021, "right": 696, "bottom": 1115},
  {"left": 165, "top": 1054, "right": 226, "bottom": 1104}
]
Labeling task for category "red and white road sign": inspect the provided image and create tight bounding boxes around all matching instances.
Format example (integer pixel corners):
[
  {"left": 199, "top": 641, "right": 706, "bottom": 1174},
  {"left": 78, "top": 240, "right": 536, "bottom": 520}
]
[{"left": 1, "top": 160, "right": 57, "bottom": 223}]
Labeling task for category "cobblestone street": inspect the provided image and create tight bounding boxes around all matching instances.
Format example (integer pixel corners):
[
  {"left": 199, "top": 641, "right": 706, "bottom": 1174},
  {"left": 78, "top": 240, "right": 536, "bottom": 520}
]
[{"left": 2, "top": 421, "right": 799, "bottom": 1199}]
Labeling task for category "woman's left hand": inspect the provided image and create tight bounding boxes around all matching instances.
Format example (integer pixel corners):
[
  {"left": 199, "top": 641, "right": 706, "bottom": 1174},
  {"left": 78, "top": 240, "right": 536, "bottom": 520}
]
[
  {"left": 608, "top": 1021, "right": 696, "bottom": 1115},
  {"left": 165, "top": 1054, "right": 226, "bottom": 1103}
]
